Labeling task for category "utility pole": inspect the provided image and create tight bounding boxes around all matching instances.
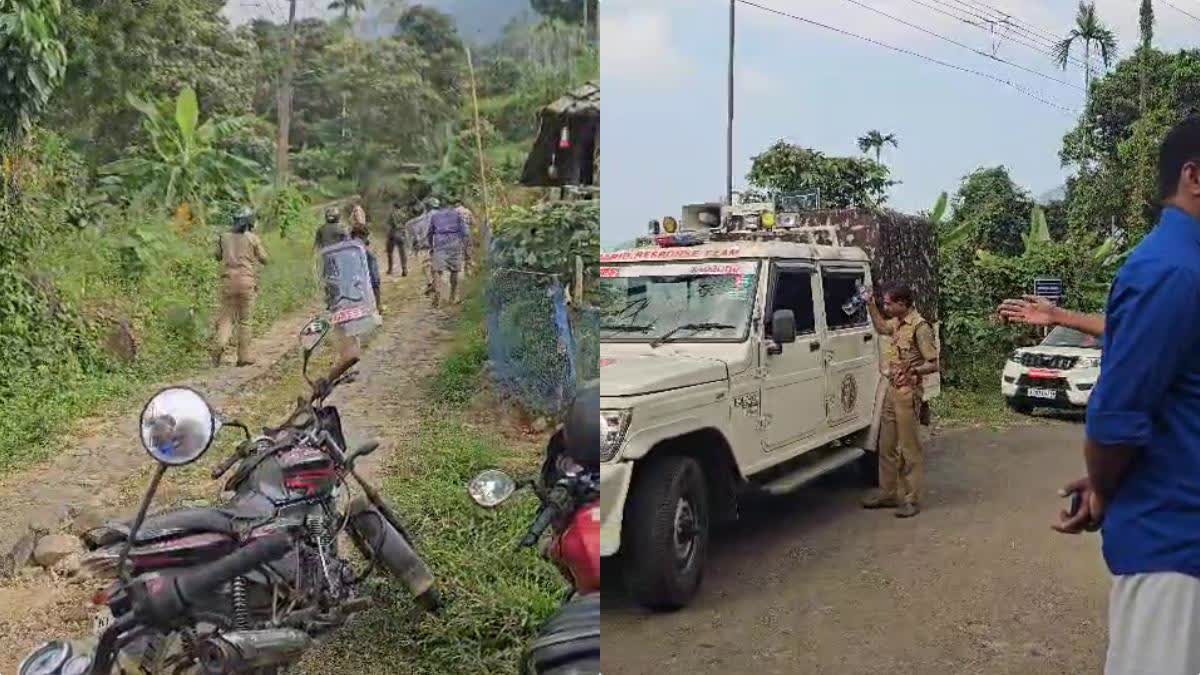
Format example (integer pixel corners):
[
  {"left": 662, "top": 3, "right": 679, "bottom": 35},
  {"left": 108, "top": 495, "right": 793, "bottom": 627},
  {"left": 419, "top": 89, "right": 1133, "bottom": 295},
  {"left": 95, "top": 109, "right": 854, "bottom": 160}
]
[
  {"left": 275, "top": 0, "right": 298, "bottom": 188},
  {"left": 726, "top": 0, "right": 735, "bottom": 206}
]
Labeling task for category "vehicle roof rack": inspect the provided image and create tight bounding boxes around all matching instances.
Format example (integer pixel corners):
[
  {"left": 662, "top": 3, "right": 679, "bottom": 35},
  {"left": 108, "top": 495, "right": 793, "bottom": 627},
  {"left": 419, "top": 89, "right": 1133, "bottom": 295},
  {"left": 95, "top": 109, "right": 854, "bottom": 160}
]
[{"left": 710, "top": 220, "right": 841, "bottom": 247}]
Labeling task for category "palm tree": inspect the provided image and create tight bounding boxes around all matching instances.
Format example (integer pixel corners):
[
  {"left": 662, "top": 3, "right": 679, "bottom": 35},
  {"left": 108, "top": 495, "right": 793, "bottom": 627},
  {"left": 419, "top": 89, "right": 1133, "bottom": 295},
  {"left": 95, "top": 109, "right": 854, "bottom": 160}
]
[
  {"left": 1053, "top": 2, "right": 1118, "bottom": 98},
  {"left": 856, "top": 130, "right": 898, "bottom": 162},
  {"left": 328, "top": 0, "right": 366, "bottom": 22}
]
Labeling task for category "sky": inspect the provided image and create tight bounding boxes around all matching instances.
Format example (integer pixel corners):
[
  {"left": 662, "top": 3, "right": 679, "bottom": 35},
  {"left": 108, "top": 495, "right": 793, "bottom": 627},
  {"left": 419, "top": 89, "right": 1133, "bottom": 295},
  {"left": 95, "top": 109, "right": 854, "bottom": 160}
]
[
  {"left": 599, "top": 0, "right": 1200, "bottom": 245},
  {"left": 221, "top": 0, "right": 532, "bottom": 43}
]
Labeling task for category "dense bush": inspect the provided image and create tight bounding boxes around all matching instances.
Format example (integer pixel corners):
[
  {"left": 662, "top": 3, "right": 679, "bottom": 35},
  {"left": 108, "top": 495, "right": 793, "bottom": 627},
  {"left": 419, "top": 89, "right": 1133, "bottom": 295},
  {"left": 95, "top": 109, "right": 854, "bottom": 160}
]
[{"left": 489, "top": 200, "right": 599, "bottom": 295}]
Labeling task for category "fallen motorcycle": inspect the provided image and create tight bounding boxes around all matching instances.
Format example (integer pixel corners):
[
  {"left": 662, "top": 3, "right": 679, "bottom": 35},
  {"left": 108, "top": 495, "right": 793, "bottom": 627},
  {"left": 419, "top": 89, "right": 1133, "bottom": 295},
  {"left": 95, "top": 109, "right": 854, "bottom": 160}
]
[
  {"left": 20, "top": 317, "right": 439, "bottom": 674},
  {"left": 466, "top": 382, "right": 601, "bottom": 675}
]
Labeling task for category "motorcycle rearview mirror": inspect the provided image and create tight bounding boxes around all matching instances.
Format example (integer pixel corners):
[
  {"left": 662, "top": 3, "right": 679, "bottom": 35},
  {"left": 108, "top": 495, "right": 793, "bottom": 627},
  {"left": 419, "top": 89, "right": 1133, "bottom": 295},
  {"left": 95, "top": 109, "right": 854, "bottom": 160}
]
[
  {"left": 298, "top": 317, "right": 331, "bottom": 383},
  {"left": 139, "top": 387, "right": 217, "bottom": 467},
  {"left": 468, "top": 469, "right": 517, "bottom": 508}
]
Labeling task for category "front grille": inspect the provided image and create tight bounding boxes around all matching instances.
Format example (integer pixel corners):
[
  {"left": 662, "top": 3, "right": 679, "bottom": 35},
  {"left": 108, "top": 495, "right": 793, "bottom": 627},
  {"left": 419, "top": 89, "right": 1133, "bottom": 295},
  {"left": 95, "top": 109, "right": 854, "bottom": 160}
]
[
  {"left": 1020, "top": 353, "right": 1077, "bottom": 370},
  {"left": 1017, "top": 374, "right": 1068, "bottom": 391}
]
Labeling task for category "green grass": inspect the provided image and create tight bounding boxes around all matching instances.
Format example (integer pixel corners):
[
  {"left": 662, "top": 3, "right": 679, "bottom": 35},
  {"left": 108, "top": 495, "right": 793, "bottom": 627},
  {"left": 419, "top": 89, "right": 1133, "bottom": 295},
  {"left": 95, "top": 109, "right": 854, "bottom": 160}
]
[
  {"left": 0, "top": 210, "right": 321, "bottom": 470},
  {"left": 304, "top": 282, "right": 563, "bottom": 675},
  {"left": 933, "top": 384, "right": 1022, "bottom": 429}
]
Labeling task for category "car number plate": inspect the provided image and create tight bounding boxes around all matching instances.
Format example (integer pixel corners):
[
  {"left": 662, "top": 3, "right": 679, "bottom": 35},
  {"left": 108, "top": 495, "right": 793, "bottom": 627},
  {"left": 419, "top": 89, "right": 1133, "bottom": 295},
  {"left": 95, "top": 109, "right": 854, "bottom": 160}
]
[
  {"left": 93, "top": 606, "right": 115, "bottom": 634},
  {"left": 331, "top": 305, "right": 367, "bottom": 324},
  {"left": 1027, "top": 387, "right": 1057, "bottom": 400}
]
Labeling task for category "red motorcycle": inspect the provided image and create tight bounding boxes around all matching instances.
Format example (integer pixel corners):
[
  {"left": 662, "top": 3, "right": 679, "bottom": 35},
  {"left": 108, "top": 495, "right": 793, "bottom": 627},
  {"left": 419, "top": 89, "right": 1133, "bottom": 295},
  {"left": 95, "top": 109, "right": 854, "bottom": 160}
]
[{"left": 467, "top": 385, "right": 600, "bottom": 675}]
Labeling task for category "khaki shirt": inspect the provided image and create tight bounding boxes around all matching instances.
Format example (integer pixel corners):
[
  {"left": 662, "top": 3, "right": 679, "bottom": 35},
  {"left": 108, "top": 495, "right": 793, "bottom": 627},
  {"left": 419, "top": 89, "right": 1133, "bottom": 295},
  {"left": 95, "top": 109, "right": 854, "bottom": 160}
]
[
  {"left": 882, "top": 308, "right": 938, "bottom": 393},
  {"left": 217, "top": 232, "right": 268, "bottom": 282}
]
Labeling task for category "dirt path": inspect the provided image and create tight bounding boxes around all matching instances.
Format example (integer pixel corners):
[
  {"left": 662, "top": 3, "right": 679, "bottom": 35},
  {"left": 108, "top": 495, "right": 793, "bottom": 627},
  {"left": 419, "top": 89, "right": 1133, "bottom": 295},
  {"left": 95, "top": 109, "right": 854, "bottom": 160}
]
[
  {"left": 601, "top": 421, "right": 1111, "bottom": 675},
  {"left": 0, "top": 271, "right": 458, "bottom": 672}
]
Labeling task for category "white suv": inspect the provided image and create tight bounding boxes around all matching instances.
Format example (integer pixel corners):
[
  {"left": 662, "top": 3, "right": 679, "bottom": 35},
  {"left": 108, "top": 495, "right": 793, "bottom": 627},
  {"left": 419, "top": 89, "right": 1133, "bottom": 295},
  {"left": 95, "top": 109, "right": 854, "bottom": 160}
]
[{"left": 1001, "top": 325, "right": 1102, "bottom": 414}]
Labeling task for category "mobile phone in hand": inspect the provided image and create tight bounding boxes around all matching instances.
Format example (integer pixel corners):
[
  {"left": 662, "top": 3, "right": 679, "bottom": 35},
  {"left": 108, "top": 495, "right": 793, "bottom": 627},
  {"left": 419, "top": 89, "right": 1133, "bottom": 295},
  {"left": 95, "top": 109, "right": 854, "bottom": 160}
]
[{"left": 1064, "top": 490, "right": 1082, "bottom": 518}]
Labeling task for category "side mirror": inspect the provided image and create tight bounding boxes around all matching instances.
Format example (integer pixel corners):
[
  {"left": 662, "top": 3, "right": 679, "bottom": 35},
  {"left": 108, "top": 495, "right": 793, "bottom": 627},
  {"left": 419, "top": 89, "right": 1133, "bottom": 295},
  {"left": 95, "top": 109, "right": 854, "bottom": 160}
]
[
  {"left": 139, "top": 387, "right": 217, "bottom": 466},
  {"left": 468, "top": 469, "right": 517, "bottom": 508},
  {"left": 298, "top": 318, "right": 331, "bottom": 382},
  {"left": 772, "top": 309, "right": 797, "bottom": 345}
]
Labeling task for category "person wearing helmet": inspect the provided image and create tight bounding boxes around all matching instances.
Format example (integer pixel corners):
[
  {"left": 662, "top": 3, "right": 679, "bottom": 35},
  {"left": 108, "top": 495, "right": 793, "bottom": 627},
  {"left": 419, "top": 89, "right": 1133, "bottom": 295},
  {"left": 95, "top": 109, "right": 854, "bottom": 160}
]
[
  {"left": 407, "top": 197, "right": 438, "bottom": 297},
  {"left": 212, "top": 207, "right": 268, "bottom": 367},
  {"left": 315, "top": 206, "right": 349, "bottom": 250},
  {"left": 351, "top": 220, "right": 383, "bottom": 315}
]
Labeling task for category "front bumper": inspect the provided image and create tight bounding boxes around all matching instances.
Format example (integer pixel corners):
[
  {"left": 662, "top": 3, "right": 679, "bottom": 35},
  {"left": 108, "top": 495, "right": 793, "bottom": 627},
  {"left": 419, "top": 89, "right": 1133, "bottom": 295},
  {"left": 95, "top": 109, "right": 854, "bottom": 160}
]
[
  {"left": 1001, "top": 362, "right": 1097, "bottom": 408},
  {"left": 599, "top": 461, "right": 633, "bottom": 557}
]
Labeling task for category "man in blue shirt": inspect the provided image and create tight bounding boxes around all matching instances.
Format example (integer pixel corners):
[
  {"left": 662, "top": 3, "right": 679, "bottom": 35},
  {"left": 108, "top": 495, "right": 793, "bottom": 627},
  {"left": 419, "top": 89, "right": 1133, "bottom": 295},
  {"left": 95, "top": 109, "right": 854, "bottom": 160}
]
[{"left": 1055, "top": 116, "right": 1200, "bottom": 674}]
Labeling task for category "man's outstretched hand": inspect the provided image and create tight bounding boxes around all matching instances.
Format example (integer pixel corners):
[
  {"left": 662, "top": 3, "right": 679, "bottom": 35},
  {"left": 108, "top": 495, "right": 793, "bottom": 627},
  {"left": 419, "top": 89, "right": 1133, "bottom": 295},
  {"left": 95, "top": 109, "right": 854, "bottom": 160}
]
[
  {"left": 998, "top": 295, "right": 1058, "bottom": 326},
  {"left": 1052, "top": 476, "right": 1104, "bottom": 534}
]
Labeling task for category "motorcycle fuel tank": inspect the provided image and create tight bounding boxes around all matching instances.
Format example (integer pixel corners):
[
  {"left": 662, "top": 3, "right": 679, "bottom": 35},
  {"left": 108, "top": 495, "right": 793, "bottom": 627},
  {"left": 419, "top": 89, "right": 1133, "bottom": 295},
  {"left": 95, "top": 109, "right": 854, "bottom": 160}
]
[{"left": 552, "top": 502, "right": 601, "bottom": 594}]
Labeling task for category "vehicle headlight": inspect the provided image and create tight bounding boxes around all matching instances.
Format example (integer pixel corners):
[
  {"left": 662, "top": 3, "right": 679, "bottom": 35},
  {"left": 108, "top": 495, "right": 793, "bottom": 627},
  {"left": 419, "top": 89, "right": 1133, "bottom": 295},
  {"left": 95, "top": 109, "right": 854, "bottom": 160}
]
[
  {"left": 1008, "top": 351, "right": 1022, "bottom": 363},
  {"left": 600, "top": 410, "right": 631, "bottom": 462},
  {"left": 1077, "top": 356, "right": 1101, "bottom": 369}
]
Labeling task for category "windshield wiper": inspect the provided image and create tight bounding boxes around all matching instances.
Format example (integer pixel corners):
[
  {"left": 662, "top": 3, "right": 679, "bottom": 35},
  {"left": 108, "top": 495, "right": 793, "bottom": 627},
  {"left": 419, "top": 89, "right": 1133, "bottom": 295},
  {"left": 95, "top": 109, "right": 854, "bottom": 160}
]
[
  {"left": 602, "top": 323, "right": 654, "bottom": 334},
  {"left": 650, "top": 322, "right": 736, "bottom": 348}
]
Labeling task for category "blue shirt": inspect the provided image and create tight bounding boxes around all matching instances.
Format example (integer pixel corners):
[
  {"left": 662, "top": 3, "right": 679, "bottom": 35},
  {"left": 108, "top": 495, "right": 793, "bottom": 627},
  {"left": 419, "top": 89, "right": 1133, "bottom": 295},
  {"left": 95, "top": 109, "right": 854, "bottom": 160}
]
[{"left": 1087, "top": 206, "right": 1200, "bottom": 577}]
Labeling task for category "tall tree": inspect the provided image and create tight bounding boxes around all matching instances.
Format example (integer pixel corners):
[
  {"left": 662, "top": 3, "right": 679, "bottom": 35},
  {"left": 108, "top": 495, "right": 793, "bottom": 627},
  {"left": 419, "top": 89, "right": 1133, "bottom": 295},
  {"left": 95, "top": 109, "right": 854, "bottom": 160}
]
[
  {"left": 328, "top": 0, "right": 365, "bottom": 22},
  {"left": 747, "top": 141, "right": 895, "bottom": 209},
  {"left": 1053, "top": 2, "right": 1118, "bottom": 99},
  {"left": 395, "top": 5, "right": 464, "bottom": 102},
  {"left": 276, "top": 0, "right": 298, "bottom": 186},
  {"left": 1, "top": 0, "right": 69, "bottom": 139},
  {"left": 530, "top": 0, "right": 597, "bottom": 26},
  {"left": 947, "top": 166, "right": 1033, "bottom": 255},
  {"left": 856, "top": 130, "right": 898, "bottom": 162},
  {"left": 1139, "top": 0, "right": 1154, "bottom": 113}
]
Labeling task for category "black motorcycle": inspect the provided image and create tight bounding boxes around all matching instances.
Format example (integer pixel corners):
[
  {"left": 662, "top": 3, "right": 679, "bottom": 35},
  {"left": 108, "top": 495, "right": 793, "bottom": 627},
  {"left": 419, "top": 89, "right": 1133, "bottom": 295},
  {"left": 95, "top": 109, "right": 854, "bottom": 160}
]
[{"left": 20, "top": 317, "right": 439, "bottom": 674}]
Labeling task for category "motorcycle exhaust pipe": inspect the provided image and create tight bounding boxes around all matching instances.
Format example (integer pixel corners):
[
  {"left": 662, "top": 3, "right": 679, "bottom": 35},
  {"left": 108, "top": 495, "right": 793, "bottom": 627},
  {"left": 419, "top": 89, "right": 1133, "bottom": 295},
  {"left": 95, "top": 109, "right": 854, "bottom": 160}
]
[
  {"left": 197, "top": 628, "right": 311, "bottom": 673},
  {"left": 347, "top": 498, "right": 439, "bottom": 611}
]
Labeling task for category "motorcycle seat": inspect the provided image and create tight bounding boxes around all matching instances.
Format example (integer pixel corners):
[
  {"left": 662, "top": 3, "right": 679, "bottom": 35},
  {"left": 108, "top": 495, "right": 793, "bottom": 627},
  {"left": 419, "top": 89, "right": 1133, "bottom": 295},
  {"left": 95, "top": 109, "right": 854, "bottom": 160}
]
[
  {"left": 525, "top": 592, "right": 600, "bottom": 674},
  {"left": 90, "top": 501, "right": 274, "bottom": 547}
]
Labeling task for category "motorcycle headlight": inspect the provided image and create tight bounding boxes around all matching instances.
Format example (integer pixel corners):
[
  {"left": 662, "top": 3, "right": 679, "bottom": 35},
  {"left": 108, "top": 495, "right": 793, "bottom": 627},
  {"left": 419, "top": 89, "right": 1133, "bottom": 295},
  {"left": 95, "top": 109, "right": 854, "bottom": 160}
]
[
  {"left": 600, "top": 410, "right": 631, "bottom": 462},
  {"left": 1077, "top": 356, "right": 1102, "bottom": 369}
]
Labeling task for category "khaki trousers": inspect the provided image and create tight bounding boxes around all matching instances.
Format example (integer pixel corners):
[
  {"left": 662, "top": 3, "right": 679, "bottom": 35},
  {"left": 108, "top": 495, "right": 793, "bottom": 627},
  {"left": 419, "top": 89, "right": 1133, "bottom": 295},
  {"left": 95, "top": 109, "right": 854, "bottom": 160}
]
[
  {"left": 878, "top": 384, "right": 923, "bottom": 506},
  {"left": 213, "top": 276, "right": 256, "bottom": 364}
]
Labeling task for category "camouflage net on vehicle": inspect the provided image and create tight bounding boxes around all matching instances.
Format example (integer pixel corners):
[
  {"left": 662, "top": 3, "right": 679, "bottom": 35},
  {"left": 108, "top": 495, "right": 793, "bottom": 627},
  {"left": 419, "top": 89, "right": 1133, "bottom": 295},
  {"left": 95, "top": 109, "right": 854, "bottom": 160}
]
[{"left": 486, "top": 268, "right": 593, "bottom": 416}]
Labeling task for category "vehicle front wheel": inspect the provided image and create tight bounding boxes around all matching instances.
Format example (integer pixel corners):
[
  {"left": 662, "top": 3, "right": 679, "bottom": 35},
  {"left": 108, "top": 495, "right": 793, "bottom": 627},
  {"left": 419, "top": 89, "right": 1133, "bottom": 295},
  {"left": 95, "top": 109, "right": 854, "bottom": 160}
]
[{"left": 624, "top": 455, "right": 709, "bottom": 611}]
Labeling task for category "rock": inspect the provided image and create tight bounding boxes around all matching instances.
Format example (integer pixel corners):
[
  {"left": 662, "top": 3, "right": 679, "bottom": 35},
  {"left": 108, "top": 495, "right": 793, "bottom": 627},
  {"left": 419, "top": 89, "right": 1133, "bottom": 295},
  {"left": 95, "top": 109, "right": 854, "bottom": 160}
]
[
  {"left": 531, "top": 417, "right": 550, "bottom": 433},
  {"left": 28, "top": 505, "right": 70, "bottom": 535},
  {"left": 102, "top": 318, "right": 138, "bottom": 364},
  {"left": 52, "top": 552, "right": 82, "bottom": 577},
  {"left": 70, "top": 508, "right": 109, "bottom": 537},
  {"left": 34, "top": 534, "right": 81, "bottom": 569},
  {"left": 1, "top": 531, "right": 39, "bottom": 578}
]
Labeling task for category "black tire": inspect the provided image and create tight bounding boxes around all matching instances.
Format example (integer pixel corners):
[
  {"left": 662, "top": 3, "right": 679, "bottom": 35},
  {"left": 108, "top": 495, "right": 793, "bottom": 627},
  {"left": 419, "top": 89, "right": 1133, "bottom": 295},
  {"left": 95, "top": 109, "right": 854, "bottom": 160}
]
[
  {"left": 624, "top": 455, "right": 709, "bottom": 611},
  {"left": 1007, "top": 398, "right": 1034, "bottom": 415},
  {"left": 858, "top": 450, "right": 879, "bottom": 487}
]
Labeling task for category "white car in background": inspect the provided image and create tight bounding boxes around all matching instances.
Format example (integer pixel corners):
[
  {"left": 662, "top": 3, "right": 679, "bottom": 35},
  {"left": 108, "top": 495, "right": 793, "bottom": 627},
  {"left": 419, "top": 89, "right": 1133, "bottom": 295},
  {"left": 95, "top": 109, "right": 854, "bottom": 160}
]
[{"left": 1002, "top": 325, "right": 1102, "bottom": 414}]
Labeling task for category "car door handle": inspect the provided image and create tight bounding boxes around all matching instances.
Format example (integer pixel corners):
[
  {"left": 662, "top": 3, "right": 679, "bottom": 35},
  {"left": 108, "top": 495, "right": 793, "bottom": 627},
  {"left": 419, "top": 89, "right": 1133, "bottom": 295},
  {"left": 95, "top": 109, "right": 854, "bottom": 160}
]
[
  {"left": 809, "top": 341, "right": 820, "bottom": 352},
  {"left": 863, "top": 334, "right": 873, "bottom": 342}
]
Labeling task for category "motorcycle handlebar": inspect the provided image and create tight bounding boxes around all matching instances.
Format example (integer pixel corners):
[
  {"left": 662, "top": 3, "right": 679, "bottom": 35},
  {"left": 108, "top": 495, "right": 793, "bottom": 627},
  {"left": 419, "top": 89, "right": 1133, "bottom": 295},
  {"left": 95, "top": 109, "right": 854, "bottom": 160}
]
[
  {"left": 326, "top": 357, "right": 359, "bottom": 387},
  {"left": 211, "top": 450, "right": 242, "bottom": 480},
  {"left": 133, "top": 532, "right": 292, "bottom": 625},
  {"left": 520, "top": 501, "right": 561, "bottom": 548}
]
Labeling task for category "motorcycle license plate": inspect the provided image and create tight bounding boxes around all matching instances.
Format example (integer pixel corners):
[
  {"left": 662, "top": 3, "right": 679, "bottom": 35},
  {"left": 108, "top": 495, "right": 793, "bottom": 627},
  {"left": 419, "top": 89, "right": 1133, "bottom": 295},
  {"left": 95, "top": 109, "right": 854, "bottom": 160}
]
[
  {"left": 1027, "top": 387, "right": 1056, "bottom": 400},
  {"left": 331, "top": 305, "right": 367, "bottom": 324},
  {"left": 93, "top": 607, "right": 115, "bottom": 634}
]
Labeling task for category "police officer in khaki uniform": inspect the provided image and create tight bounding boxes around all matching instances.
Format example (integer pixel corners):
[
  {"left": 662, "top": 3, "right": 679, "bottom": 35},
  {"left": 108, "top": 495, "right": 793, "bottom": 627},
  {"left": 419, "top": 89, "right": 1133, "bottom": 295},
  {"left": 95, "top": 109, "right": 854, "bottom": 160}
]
[
  {"left": 211, "top": 207, "right": 268, "bottom": 367},
  {"left": 861, "top": 283, "right": 939, "bottom": 518}
]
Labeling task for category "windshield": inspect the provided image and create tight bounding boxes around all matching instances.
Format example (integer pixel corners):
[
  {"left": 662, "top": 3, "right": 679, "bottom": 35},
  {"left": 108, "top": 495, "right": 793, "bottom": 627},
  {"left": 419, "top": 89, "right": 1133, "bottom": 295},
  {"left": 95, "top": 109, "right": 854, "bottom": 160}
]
[
  {"left": 599, "top": 261, "right": 759, "bottom": 342},
  {"left": 1041, "top": 325, "right": 1101, "bottom": 349}
]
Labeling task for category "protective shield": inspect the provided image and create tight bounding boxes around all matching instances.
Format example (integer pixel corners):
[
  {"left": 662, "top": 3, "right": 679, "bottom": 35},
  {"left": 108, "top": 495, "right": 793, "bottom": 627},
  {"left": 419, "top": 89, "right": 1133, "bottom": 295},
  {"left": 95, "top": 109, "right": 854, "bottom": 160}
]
[{"left": 319, "top": 240, "right": 381, "bottom": 336}]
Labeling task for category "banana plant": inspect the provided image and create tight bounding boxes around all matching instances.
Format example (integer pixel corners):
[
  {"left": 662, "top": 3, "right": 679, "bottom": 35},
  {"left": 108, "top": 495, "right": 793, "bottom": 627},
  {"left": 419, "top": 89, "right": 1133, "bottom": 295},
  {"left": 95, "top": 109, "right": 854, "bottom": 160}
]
[
  {"left": 1020, "top": 205, "right": 1052, "bottom": 253},
  {"left": 99, "top": 86, "right": 262, "bottom": 224}
]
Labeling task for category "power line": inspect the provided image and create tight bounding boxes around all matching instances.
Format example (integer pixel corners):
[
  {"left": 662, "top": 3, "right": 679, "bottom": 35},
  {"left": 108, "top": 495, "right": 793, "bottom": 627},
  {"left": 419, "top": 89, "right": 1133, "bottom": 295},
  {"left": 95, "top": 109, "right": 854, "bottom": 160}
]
[
  {"left": 735, "top": 0, "right": 1077, "bottom": 114},
  {"left": 1161, "top": 0, "right": 1200, "bottom": 25},
  {"left": 899, "top": 0, "right": 1092, "bottom": 73},
  {"left": 935, "top": 0, "right": 1097, "bottom": 72},
  {"left": 835, "top": 0, "right": 1083, "bottom": 90}
]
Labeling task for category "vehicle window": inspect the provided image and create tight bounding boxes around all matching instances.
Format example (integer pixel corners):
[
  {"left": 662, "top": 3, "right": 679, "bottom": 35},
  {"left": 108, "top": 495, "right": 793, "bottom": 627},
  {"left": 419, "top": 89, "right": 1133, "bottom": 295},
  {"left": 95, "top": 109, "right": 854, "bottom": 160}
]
[
  {"left": 766, "top": 267, "right": 816, "bottom": 337},
  {"left": 1042, "top": 325, "right": 1101, "bottom": 349},
  {"left": 599, "top": 261, "right": 760, "bottom": 342},
  {"left": 822, "top": 270, "right": 868, "bottom": 330}
]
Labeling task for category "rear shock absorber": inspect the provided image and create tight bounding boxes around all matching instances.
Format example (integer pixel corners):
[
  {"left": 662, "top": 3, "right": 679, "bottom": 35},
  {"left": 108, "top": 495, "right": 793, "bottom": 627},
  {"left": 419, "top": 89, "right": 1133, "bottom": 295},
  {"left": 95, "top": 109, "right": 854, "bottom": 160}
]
[
  {"left": 306, "top": 510, "right": 338, "bottom": 594},
  {"left": 232, "top": 576, "right": 250, "bottom": 630}
]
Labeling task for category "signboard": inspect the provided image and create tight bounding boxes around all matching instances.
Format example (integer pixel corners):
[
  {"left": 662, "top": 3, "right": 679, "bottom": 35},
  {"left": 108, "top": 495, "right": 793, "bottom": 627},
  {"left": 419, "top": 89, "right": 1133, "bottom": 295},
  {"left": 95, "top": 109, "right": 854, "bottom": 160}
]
[{"left": 1033, "top": 277, "right": 1064, "bottom": 303}]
